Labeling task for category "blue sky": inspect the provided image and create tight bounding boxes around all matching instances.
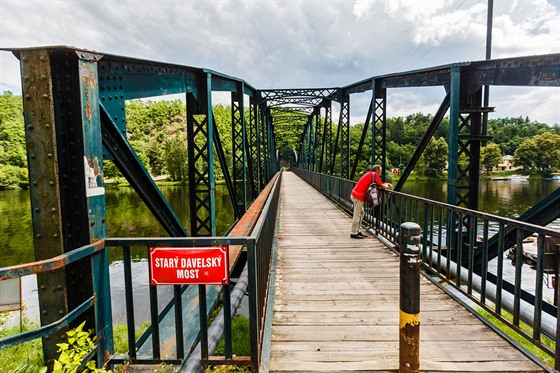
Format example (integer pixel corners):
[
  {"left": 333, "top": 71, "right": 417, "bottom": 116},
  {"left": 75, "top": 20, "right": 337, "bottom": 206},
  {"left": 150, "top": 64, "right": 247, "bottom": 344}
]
[{"left": 1, "top": 0, "right": 559, "bottom": 124}]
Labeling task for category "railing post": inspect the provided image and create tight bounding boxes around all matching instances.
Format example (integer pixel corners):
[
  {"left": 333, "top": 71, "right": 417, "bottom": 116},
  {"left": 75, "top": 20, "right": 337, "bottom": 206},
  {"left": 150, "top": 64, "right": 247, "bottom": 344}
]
[{"left": 399, "top": 222, "right": 421, "bottom": 373}]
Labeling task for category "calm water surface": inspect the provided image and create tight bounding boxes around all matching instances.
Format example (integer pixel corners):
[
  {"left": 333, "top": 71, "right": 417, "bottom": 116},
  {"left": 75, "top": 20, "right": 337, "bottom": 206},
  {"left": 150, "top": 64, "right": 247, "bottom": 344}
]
[{"left": 1, "top": 179, "right": 559, "bottom": 324}]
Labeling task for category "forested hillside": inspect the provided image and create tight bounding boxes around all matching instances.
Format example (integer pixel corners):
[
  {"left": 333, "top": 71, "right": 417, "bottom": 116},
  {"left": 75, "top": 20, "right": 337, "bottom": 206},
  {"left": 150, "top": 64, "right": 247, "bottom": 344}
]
[{"left": 1, "top": 91, "right": 558, "bottom": 189}]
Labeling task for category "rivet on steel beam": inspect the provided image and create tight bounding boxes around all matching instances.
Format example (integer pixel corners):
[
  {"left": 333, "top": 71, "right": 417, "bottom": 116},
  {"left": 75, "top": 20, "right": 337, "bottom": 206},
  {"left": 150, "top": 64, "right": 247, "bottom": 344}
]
[
  {"left": 34, "top": 208, "right": 40, "bottom": 213},
  {"left": 42, "top": 310, "right": 47, "bottom": 314},
  {"left": 47, "top": 153, "right": 53, "bottom": 158},
  {"left": 39, "top": 55, "right": 46, "bottom": 62},
  {"left": 90, "top": 221, "right": 96, "bottom": 227},
  {"left": 32, "top": 181, "right": 37, "bottom": 186},
  {"left": 53, "top": 233, "right": 59, "bottom": 239},
  {"left": 40, "top": 285, "right": 46, "bottom": 290},
  {"left": 57, "top": 285, "right": 62, "bottom": 289},
  {"left": 49, "top": 181, "right": 55, "bottom": 186},
  {"left": 25, "top": 95, "right": 31, "bottom": 100},
  {"left": 45, "top": 124, "right": 50, "bottom": 129},
  {"left": 27, "top": 125, "right": 33, "bottom": 130},
  {"left": 36, "top": 234, "right": 42, "bottom": 239},
  {"left": 41, "top": 75, "right": 47, "bottom": 80},
  {"left": 51, "top": 207, "right": 56, "bottom": 212},
  {"left": 42, "top": 94, "right": 49, "bottom": 99},
  {"left": 30, "top": 153, "right": 36, "bottom": 159},
  {"left": 21, "top": 56, "right": 28, "bottom": 62},
  {"left": 59, "top": 310, "right": 64, "bottom": 315},
  {"left": 102, "top": 218, "right": 106, "bottom": 223}
]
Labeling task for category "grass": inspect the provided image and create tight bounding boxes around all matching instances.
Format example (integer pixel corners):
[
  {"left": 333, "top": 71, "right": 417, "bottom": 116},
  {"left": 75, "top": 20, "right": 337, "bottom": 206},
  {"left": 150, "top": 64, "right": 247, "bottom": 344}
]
[
  {"left": 476, "top": 306, "right": 555, "bottom": 368},
  {"left": 1, "top": 309, "right": 251, "bottom": 373},
  {"left": 0, "top": 311, "right": 153, "bottom": 373},
  {"left": 205, "top": 315, "right": 251, "bottom": 373}
]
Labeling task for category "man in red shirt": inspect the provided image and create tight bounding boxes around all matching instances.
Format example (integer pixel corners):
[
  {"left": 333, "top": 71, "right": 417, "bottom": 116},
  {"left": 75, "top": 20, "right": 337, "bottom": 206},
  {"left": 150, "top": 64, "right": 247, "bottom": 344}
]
[{"left": 350, "top": 164, "right": 392, "bottom": 239}]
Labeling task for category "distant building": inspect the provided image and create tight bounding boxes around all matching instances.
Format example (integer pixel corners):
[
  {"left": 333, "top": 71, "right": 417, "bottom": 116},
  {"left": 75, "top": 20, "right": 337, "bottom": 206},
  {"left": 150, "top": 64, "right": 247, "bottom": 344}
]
[{"left": 493, "top": 155, "right": 515, "bottom": 171}]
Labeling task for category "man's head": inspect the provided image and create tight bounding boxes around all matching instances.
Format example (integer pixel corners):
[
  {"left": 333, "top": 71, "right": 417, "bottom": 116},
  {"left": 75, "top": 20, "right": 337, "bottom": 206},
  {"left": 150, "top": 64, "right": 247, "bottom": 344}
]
[{"left": 372, "top": 164, "right": 382, "bottom": 173}]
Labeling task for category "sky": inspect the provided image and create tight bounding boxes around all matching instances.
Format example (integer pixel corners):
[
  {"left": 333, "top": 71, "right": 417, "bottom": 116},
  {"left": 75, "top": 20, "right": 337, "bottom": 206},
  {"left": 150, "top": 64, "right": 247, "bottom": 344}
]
[{"left": 1, "top": 0, "right": 559, "bottom": 125}]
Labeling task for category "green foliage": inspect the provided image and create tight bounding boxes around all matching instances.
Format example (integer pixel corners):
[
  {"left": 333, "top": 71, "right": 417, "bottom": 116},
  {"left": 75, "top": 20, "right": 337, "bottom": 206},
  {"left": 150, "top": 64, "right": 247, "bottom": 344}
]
[
  {"left": 53, "top": 321, "right": 111, "bottom": 373},
  {"left": 476, "top": 307, "right": 554, "bottom": 368},
  {"left": 423, "top": 137, "right": 448, "bottom": 177},
  {"left": 514, "top": 132, "right": 560, "bottom": 172},
  {"left": 0, "top": 92, "right": 27, "bottom": 189},
  {"left": 488, "top": 117, "right": 560, "bottom": 156},
  {"left": 214, "top": 315, "right": 251, "bottom": 356},
  {"left": 0, "top": 164, "right": 28, "bottom": 189},
  {"left": 0, "top": 307, "right": 45, "bottom": 372},
  {"left": 481, "top": 143, "right": 503, "bottom": 172},
  {"left": 164, "top": 134, "right": 189, "bottom": 181},
  {"left": 112, "top": 321, "right": 150, "bottom": 354}
]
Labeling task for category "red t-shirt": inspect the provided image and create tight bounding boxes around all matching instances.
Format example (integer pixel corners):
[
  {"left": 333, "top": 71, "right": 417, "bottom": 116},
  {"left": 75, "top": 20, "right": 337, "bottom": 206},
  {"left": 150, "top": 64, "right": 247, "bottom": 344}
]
[{"left": 351, "top": 171, "right": 382, "bottom": 202}]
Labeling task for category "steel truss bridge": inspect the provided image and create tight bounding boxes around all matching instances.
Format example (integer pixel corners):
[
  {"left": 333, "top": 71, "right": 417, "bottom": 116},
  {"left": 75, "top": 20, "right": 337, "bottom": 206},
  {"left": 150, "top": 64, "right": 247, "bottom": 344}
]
[{"left": 0, "top": 46, "right": 559, "bottom": 371}]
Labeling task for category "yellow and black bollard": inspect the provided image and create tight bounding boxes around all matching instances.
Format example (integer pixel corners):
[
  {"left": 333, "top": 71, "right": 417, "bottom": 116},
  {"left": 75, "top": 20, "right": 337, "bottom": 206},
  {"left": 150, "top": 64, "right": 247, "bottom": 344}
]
[{"left": 399, "top": 222, "right": 421, "bottom": 373}]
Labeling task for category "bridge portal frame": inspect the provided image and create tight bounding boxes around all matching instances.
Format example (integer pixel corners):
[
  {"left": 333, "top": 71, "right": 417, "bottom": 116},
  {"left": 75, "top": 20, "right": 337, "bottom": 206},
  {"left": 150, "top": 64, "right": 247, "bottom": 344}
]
[{"left": 5, "top": 45, "right": 280, "bottom": 366}]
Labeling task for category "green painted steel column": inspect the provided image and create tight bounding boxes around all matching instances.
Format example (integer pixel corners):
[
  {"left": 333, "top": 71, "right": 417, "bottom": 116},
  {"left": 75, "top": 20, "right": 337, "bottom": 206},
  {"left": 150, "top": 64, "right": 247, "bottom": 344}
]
[
  {"left": 76, "top": 51, "right": 113, "bottom": 365},
  {"left": 339, "top": 95, "right": 350, "bottom": 179},
  {"left": 447, "top": 65, "right": 461, "bottom": 206},
  {"left": 207, "top": 73, "right": 217, "bottom": 236},
  {"left": 371, "top": 79, "right": 376, "bottom": 167},
  {"left": 232, "top": 83, "right": 247, "bottom": 214}
]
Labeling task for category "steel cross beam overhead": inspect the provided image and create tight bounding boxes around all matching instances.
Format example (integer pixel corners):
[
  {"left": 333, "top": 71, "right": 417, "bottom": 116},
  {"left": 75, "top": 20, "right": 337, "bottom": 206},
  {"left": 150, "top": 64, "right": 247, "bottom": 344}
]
[{"left": 2, "top": 44, "right": 560, "bottom": 370}]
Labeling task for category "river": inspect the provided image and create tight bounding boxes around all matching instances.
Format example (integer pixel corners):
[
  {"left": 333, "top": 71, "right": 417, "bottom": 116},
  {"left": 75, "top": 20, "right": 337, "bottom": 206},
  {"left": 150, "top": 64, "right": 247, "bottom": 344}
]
[{"left": 1, "top": 178, "right": 559, "bottom": 326}]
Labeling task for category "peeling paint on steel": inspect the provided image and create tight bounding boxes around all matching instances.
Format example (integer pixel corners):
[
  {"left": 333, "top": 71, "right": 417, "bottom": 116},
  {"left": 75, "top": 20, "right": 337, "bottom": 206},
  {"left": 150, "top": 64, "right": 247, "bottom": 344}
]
[{"left": 400, "top": 310, "right": 420, "bottom": 329}]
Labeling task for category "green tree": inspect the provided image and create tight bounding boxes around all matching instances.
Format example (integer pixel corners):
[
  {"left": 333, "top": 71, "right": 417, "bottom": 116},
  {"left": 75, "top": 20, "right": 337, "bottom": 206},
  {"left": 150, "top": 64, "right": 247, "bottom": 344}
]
[
  {"left": 163, "top": 134, "right": 188, "bottom": 181},
  {"left": 0, "top": 92, "right": 27, "bottom": 189},
  {"left": 423, "top": 137, "right": 448, "bottom": 177},
  {"left": 481, "top": 144, "right": 503, "bottom": 173},
  {"left": 514, "top": 132, "right": 560, "bottom": 172}
]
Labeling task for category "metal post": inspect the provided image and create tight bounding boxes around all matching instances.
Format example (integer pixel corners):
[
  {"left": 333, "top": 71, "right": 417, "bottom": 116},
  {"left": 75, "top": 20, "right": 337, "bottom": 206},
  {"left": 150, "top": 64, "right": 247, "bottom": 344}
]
[{"left": 399, "top": 222, "right": 421, "bottom": 373}]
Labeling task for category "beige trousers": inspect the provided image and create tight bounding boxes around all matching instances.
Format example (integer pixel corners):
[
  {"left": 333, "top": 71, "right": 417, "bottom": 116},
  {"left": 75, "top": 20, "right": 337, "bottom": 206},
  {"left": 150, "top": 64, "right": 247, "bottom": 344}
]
[{"left": 350, "top": 195, "right": 365, "bottom": 235}]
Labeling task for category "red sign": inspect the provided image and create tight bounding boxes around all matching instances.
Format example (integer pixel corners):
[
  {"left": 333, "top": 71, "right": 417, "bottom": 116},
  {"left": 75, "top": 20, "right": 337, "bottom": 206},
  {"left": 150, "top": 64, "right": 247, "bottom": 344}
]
[{"left": 149, "top": 246, "right": 229, "bottom": 285}]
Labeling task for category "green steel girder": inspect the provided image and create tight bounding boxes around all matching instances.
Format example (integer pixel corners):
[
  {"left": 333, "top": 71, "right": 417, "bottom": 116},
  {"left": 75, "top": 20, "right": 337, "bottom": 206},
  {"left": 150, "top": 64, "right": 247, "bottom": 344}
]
[
  {"left": 186, "top": 80, "right": 216, "bottom": 237},
  {"left": 259, "top": 106, "right": 270, "bottom": 187},
  {"left": 100, "top": 105, "right": 188, "bottom": 236},
  {"left": 475, "top": 187, "right": 560, "bottom": 270},
  {"left": 394, "top": 92, "right": 451, "bottom": 191},
  {"left": 350, "top": 99, "right": 373, "bottom": 180},
  {"left": 211, "top": 114, "right": 241, "bottom": 219},
  {"left": 338, "top": 96, "right": 350, "bottom": 179},
  {"left": 15, "top": 48, "right": 113, "bottom": 367},
  {"left": 231, "top": 86, "right": 247, "bottom": 215},
  {"left": 248, "top": 98, "right": 260, "bottom": 193},
  {"left": 313, "top": 109, "right": 321, "bottom": 172},
  {"left": 372, "top": 85, "right": 387, "bottom": 176},
  {"left": 319, "top": 104, "right": 333, "bottom": 175}
]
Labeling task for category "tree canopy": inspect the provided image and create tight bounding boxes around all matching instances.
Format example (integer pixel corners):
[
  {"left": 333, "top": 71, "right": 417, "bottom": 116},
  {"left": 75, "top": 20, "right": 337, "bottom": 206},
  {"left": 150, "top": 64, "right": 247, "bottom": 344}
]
[{"left": 1, "top": 91, "right": 558, "bottom": 189}]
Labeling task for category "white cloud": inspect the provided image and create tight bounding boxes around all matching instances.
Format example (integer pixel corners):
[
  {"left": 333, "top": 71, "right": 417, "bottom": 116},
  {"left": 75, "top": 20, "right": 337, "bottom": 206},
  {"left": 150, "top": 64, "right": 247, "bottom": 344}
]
[{"left": 1, "top": 0, "right": 558, "bottom": 125}]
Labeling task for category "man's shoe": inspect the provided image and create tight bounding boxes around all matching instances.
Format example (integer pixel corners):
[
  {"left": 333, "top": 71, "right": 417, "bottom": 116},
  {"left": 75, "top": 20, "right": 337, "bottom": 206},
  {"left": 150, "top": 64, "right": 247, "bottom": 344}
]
[
  {"left": 350, "top": 234, "right": 365, "bottom": 239},
  {"left": 357, "top": 231, "right": 368, "bottom": 237}
]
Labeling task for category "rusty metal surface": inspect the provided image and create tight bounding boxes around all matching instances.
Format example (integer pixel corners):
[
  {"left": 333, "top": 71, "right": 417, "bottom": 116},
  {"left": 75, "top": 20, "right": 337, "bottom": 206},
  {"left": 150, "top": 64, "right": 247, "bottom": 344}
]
[{"left": 19, "top": 49, "right": 69, "bottom": 365}]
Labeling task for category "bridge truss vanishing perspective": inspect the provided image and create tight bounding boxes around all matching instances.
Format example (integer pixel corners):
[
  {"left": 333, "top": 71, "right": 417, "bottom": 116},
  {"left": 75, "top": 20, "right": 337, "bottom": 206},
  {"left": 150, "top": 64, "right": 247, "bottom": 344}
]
[{"left": 1, "top": 46, "right": 559, "bottom": 369}]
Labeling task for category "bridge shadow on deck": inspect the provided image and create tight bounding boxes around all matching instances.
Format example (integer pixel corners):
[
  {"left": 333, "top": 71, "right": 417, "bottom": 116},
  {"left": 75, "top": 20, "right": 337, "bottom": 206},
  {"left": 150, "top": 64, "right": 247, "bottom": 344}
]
[{"left": 262, "top": 171, "right": 543, "bottom": 373}]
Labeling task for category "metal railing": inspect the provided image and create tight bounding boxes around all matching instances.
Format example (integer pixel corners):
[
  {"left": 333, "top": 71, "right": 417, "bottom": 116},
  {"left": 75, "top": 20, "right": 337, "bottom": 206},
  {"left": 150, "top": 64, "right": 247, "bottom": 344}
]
[
  {"left": 293, "top": 167, "right": 560, "bottom": 370},
  {"left": 0, "top": 172, "right": 282, "bottom": 372}
]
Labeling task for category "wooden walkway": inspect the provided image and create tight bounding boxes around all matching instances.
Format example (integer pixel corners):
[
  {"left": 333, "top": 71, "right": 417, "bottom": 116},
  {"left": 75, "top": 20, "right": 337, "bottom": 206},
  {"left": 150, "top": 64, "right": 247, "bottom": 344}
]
[{"left": 264, "top": 171, "right": 543, "bottom": 372}]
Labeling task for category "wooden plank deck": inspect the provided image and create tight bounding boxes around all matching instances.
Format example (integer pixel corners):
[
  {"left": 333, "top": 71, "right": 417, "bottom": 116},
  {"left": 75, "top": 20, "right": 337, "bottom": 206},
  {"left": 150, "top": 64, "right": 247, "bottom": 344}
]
[{"left": 265, "top": 171, "right": 544, "bottom": 372}]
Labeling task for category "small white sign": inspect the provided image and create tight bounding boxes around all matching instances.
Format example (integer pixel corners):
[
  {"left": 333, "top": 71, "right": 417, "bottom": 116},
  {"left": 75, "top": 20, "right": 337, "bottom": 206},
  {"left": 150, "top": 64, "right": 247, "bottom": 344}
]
[{"left": 0, "top": 278, "right": 21, "bottom": 312}]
